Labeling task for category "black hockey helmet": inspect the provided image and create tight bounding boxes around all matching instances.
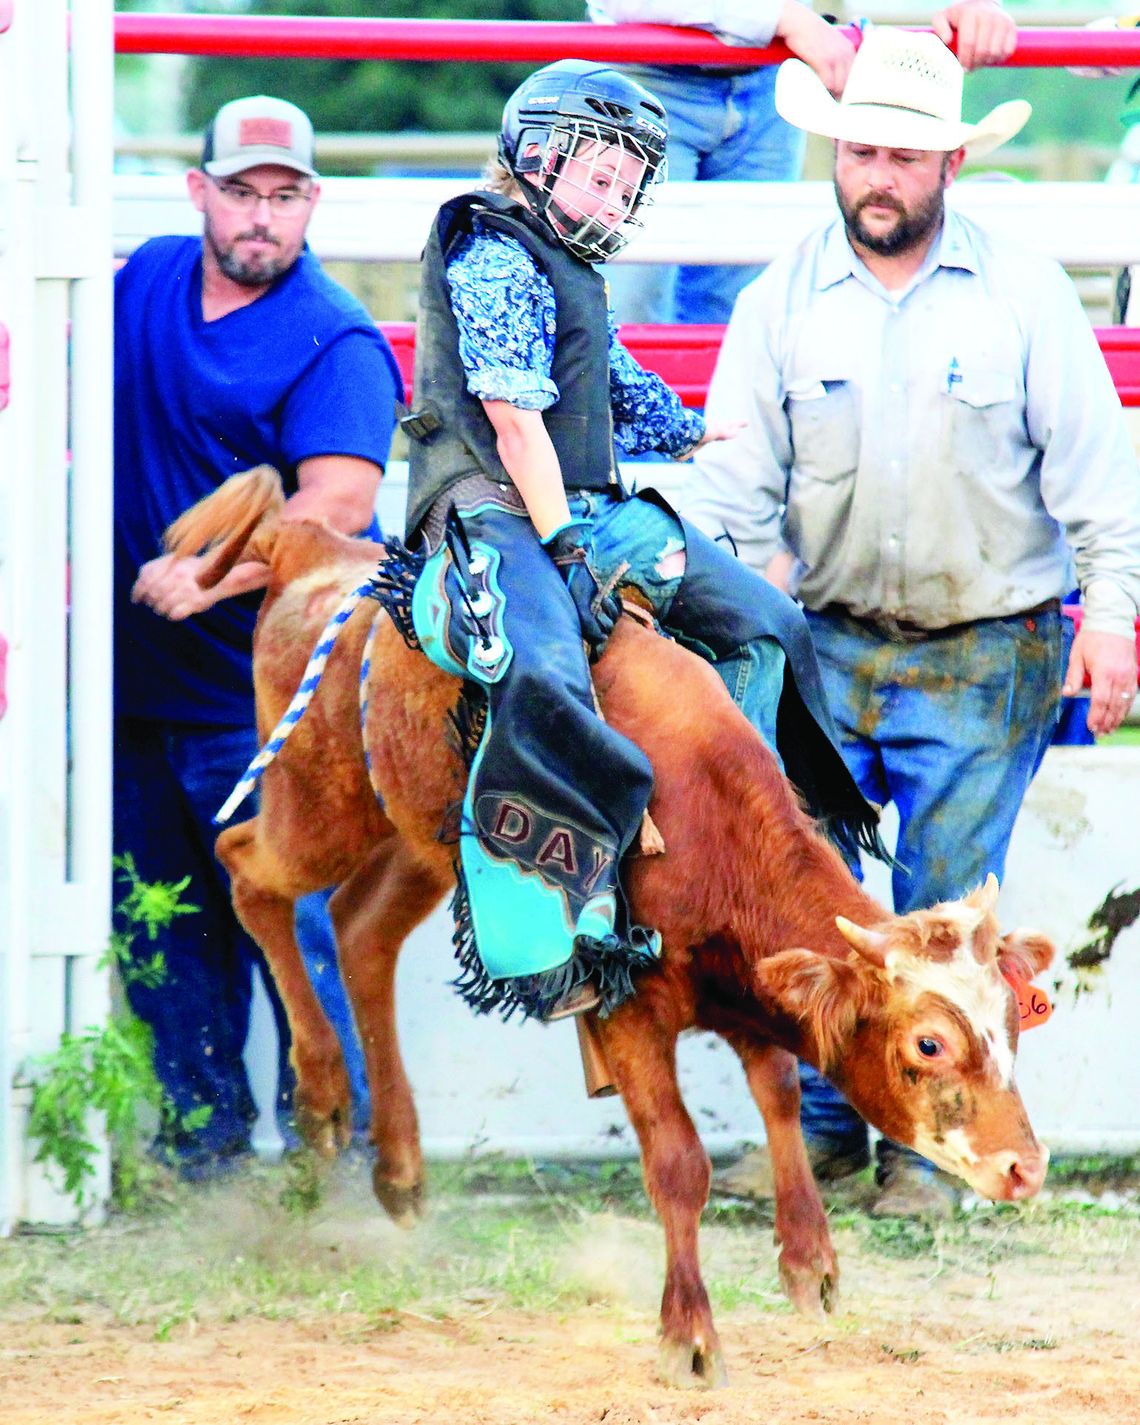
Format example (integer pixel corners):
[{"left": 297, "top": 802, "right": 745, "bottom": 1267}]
[{"left": 498, "top": 59, "right": 669, "bottom": 262}]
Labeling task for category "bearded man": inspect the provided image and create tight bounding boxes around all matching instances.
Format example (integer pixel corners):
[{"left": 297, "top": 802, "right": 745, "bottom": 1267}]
[
  {"left": 684, "top": 30, "right": 1140, "bottom": 1215},
  {"left": 113, "top": 97, "right": 400, "bottom": 1178}
]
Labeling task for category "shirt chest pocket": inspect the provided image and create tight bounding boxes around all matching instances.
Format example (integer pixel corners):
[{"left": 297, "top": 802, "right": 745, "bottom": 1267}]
[
  {"left": 786, "top": 379, "right": 860, "bottom": 485},
  {"left": 942, "top": 367, "right": 1020, "bottom": 471}
]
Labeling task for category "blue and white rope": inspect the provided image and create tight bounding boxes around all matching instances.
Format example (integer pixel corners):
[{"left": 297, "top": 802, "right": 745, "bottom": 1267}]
[{"left": 215, "top": 579, "right": 377, "bottom": 825}]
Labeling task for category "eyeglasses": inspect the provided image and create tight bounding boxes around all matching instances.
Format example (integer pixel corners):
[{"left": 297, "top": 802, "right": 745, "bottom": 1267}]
[{"left": 209, "top": 177, "right": 313, "bottom": 216}]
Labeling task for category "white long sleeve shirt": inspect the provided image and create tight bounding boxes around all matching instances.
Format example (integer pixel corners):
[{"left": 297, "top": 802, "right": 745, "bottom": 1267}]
[
  {"left": 683, "top": 208, "right": 1140, "bottom": 638},
  {"left": 586, "top": 0, "right": 784, "bottom": 48}
]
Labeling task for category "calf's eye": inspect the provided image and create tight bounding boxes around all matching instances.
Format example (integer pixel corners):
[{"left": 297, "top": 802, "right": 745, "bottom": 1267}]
[{"left": 917, "top": 1037, "right": 943, "bottom": 1058}]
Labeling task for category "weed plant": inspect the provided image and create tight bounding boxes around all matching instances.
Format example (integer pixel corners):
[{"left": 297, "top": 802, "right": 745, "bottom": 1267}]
[{"left": 24, "top": 854, "right": 209, "bottom": 1212}]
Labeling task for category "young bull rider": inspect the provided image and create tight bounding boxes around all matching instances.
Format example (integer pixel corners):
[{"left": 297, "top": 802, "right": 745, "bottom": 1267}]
[{"left": 399, "top": 60, "right": 883, "bottom": 1023}]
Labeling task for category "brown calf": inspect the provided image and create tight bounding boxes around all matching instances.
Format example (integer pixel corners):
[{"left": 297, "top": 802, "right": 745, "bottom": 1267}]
[{"left": 169, "top": 470, "right": 1054, "bottom": 1389}]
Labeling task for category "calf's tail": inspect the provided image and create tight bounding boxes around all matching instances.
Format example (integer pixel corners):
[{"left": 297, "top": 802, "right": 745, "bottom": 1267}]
[{"left": 163, "top": 464, "right": 286, "bottom": 589}]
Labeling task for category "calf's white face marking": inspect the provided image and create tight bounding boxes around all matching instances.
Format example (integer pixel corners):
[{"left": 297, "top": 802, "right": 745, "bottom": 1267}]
[
  {"left": 886, "top": 906, "right": 1016, "bottom": 1088},
  {"left": 912, "top": 1125, "right": 980, "bottom": 1175}
]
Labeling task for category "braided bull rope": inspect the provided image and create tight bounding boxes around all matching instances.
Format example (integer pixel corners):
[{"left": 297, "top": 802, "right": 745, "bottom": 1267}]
[{"left": 215, "top": 578, "right": 378, "bottom": 825}]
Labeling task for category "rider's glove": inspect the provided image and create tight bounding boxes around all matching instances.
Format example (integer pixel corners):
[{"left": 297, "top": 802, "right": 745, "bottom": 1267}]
[{"left": 541, "top": 518, "right": 621, "bottom": 658}]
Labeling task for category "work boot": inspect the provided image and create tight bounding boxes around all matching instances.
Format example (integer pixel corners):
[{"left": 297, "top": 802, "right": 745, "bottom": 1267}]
[
  {"left": 869, "top": 1160, "right": 959, "bottom": 1220},
  {"left": 711, "top": 1139, "right": 870, "bottom": 1202}
]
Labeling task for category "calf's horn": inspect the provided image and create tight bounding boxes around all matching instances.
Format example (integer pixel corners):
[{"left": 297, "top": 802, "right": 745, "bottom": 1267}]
[
  {"left": 835, "top": 915, "right": 889, "bottom": 967},
  {"left": 972, "top": 871, "right": 1000, "bottom": 914}
]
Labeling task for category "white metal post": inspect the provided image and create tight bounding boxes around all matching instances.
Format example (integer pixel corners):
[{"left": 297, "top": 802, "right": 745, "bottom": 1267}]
[
  {"left": 66, "top": 0, "right": 114, "bottom": 1039},
  {"left": 0, "top": 0, "right": 23, "bottom": 1244},
  {"left": 0, "top": 0, "right": 113, "bottom": 1234}
]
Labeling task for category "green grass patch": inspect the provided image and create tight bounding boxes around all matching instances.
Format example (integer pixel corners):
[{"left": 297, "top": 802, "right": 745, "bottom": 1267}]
[
  {"left": 1, "top": 1154, "right": 1137, "bottom": 1335},
  {"left": 1046, "top": 1152, "right": 1140, "bottom": 1185}
]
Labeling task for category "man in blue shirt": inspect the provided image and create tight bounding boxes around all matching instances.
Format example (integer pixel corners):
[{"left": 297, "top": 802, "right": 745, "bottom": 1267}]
[
  {"left": 686, "top": 30, "right": 1140, "bottom": 1215},
  {"left": 114, "top": 96, "right": 402, "bottom": 1179}
]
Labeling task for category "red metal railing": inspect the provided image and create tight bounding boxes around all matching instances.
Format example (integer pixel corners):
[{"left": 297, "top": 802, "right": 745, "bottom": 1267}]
[
  {"left": 381, "top": 322, "right": 1140, "bottom": 409},
  {"left": 113, "top": 16, "right": 1140, "bottom": 68},
  {"left": 1091, "top": 326, "right": 1140, "bottom": 405}
]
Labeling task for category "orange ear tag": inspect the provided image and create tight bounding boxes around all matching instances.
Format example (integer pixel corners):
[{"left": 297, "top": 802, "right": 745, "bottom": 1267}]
[{"left": 1002, "top": 970, "right": 1053, "bottom": 1031}]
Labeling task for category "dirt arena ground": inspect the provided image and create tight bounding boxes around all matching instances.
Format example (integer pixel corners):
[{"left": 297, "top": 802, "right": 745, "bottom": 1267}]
[{"left": 1, "top": 1161, "right": 1137, "bottom": 1425}]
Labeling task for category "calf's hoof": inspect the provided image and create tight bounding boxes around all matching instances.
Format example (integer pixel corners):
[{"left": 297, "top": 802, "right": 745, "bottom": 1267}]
[
  {"left": 656, "top": 1338, "right": 729, "bottom": 1390},
  {"left": 371, "top": 1165, "right": 425, "bottom": 1229},
  {"left": 293, "top": 1100, "right": 354, "bottom": 1160},
  {"left": 780, "top": 1256, "right": 840, "bottom": 1319}
]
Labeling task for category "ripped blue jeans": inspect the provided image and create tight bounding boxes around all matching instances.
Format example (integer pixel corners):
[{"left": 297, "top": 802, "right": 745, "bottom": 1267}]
[{"left": 579, "top": 489, "right": 784, "bottom": 755}]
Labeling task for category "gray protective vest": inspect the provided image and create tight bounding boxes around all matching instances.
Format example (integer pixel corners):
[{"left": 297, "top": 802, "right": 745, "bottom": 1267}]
[{"left": 405, "top": 192, "right": 620, "bottom": 542}]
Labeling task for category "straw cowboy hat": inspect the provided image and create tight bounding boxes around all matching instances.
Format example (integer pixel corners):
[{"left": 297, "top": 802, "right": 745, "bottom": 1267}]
[{"left": 775, "top": 28, "right": 1030, "bottom": 160}]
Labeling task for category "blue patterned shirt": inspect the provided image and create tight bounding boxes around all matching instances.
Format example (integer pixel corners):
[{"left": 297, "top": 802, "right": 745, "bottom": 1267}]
[{"left": 445, "top": 228, "right": 704, "bottom": 458}]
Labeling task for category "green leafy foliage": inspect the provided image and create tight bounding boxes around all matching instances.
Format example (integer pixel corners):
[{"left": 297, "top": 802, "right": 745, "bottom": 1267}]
[
  {"left": 967, "top": 66, "right": 1135, "bottom": 152},
  {"left": 107, "top": 852, "right": 197, "bottom": 990},
  {"left": 26, "top": 859, "right": 209, "bottom": 1213},
  {"left": 112, "top": 855, "right": 196, "bottom": 946},
  {"left": 176, "top": 0, "right": 583, "bottom": 143},
  {"left": 29, "top": 1019, "right": 161, "bottom": 1210}
]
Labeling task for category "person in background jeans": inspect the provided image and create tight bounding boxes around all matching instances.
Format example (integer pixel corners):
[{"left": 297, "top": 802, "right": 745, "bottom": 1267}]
[
  {"left": 588, "top": 0, "right": 1018, "bottom": 325},
  {"left": 114, "top": 96, "right": 401, "bottom": 1179},
  {"left": 683, "top": 30, "right": 1140, "bottom": 1216}
]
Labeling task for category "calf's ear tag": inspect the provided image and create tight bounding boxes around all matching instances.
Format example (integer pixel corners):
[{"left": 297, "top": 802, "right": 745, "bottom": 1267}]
[{"left": 1002, "top": 969, "right": 1052, "bottom": 1030}]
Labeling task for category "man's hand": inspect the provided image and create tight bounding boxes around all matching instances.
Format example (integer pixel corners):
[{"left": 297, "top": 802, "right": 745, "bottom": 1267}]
[
  {"left": 542, "top": 519, "right": 621, "bottom": 658},
  {"left": 1063, "top": 627, "right": 1138, "bottom": 736},
  {"left": 933, "top": 0, "right": 1016, "bottom": 70},
  {"left": 778, "top": 2, "right": 856, "bottom": 95},
  {"left": 763, "top": 549, "right": 796, "bottom": 592},
  {"left": 131, "top": 554, "right": 214, "bottom": 621},
  {"left": 690, "top": 418, "right": 747, "bottom": 453},
  {"left": 131, "top": 552, "right": 268, "bottom": 620}
]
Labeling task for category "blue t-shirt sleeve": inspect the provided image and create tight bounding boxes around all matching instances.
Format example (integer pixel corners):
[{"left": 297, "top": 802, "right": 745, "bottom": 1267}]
[
  {"left": 445, "top": 230, "right": 559, "bottom": 409},
  {"left": 280, "top": 327, "right": 400, "bottom": 470}
]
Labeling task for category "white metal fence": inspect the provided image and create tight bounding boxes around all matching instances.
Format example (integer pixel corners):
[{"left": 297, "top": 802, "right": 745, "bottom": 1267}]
[
  {"left": 112, "top": 173, "right": 1140, "bottom": 268},
  {"left": 4, "top": 10, "right": 1140, "bottom": 1231},
  {"left": 0, "top": 0, "right": 114, "bottom": 1234}
]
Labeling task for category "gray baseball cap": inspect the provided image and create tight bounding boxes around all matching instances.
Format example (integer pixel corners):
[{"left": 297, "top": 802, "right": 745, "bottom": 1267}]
[{"left": 201, "top": 95, "right": 318, "bottom": 179}]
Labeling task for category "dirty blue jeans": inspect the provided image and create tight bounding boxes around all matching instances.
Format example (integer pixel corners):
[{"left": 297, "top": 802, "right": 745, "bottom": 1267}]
[
  {"left": 604, "top": 64, "right": 804, "bottom": 326},
  {"left": 114, "top": 718, "right": 370, "bottom": 1169},
  {"left": 796, "top": 607, "right": 1071, "bottom": 1175}
]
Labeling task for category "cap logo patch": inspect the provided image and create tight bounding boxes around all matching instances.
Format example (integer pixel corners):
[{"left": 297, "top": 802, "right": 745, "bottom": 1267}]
[{"left": 238, "top": 117, "right": 292, "bottom": 150}]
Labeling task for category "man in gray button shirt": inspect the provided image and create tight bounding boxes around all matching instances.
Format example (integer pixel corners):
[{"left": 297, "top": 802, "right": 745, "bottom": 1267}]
[
  {"left": 588, "top": 1, "right": 1017, "bottom": 324},
  {"left": 685, "top": 29, "right": 1140, "bottom": 1216}
]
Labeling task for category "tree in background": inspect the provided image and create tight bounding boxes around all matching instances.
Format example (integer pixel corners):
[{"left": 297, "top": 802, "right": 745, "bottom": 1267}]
[
  {"left": 178, "top": 1, "right": 582, "bottom": 138},
  {"left": 115, "top": 1, "right": 1136, "bottom": 162}
]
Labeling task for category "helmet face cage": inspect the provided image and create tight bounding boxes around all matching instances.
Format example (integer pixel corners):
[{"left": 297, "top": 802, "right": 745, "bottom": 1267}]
[
  {"left": 499, "top": 62, "right": 669, "bottom": 264},
  {"left": 526, "top": 119, "right": 666, "bottom": 263}
]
